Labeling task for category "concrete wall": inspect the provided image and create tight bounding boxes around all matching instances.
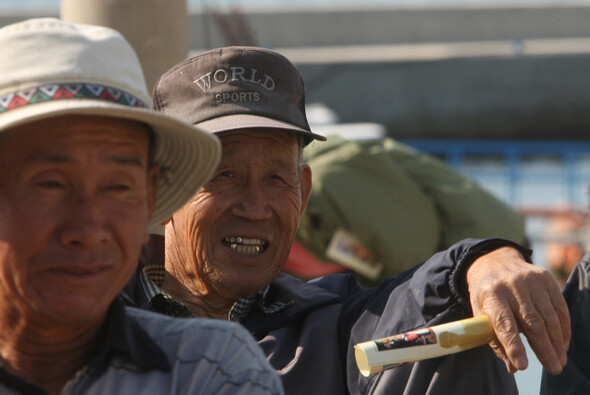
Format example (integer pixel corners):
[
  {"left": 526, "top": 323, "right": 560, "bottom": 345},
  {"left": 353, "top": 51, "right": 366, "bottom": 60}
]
[
  {"left": 188, "top": 5, "right": 590, "bottom": 49},
  {"left": 3, "top": 5, "right": 590, "bottom": 140},
  {"left": 298, "top": 54, "right": 590, "bottom": 140},
  {"left": 185, "top": 5, "right": 590, "bottom": 140}
]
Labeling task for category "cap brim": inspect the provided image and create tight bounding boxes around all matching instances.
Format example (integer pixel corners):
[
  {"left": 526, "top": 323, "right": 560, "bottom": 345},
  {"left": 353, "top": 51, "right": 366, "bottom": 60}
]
[
  {"left": 0, "top": 99, "right": 221, "bottom": 234},
  {"left": 196, "top": 113, "right": 326, "bottom": 144}
]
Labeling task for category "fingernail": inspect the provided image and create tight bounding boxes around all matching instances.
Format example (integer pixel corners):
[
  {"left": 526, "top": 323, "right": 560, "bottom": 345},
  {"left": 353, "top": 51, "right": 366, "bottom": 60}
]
[
  {"left": 550, "top": 361, "right": 563, "bottom": 374},
  {"left": 560, "top": 353, "right": 567, "bottom": 366},
  {"left": 515, "top": 356, "right": 528, "bottom": 370}
]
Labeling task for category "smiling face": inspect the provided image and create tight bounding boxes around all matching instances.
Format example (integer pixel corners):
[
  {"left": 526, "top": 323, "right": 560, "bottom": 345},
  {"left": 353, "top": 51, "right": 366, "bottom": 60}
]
[
  {"left": 0, "top": 115, "right": 158, "bottom": 328},
  {"left": 164, "top": 129, "right": 311, "bottom": 300}
]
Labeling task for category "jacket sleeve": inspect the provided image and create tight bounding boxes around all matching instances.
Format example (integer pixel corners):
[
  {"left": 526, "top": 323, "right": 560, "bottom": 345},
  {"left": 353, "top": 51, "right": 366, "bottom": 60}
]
[
  {"left": 321, "top": 237, "right": 531, "bottom": 395},
  {"left": 541, "top": 256, "right": 590, "bottom": 395}
]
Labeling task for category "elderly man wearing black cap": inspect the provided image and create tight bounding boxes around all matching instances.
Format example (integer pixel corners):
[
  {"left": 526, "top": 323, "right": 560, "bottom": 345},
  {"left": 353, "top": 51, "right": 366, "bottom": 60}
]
[
  {"left": 130, "top": 46, "right": 569, "bottom": 394},
  {"left": 0, "top": 20, "right": 283, "bottom": 395}
]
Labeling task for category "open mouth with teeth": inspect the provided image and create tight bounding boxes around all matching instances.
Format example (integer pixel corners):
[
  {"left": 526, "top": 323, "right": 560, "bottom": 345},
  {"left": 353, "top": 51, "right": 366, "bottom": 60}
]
[{"left": 222, "top": 236, "right": 269, "bottom": 255}]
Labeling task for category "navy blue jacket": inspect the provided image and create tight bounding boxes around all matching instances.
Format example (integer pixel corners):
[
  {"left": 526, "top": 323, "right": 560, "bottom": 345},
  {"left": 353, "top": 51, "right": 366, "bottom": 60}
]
[
  {"left": 239, "top": 238, "right": 526, "bottom": 394},
  {"left": 541, "top": 253, "right": 590, "bottom": 395}
]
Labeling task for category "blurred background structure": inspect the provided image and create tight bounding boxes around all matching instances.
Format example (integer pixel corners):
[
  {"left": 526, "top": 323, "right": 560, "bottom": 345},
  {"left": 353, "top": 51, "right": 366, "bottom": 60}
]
[
  {"left": 2, "top": 1, "right": 590, "bottom": 392},
  {"left": 60, "top": 0, "right": 189, "bottom": 90}
]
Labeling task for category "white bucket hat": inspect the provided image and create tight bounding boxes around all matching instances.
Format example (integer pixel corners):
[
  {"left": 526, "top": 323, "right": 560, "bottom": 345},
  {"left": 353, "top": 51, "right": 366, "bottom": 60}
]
[{"left": 0, "top": 18, "right": 221, "bottom": 233}]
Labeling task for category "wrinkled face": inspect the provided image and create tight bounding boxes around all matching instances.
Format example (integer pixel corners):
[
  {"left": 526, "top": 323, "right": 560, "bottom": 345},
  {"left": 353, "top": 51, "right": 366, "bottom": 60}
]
[
  {"left": 0, "top": 115, "right": 158, "bottom": 327},
  {"left": 165, "top": 129, "right": 311, "bottom": 299}
]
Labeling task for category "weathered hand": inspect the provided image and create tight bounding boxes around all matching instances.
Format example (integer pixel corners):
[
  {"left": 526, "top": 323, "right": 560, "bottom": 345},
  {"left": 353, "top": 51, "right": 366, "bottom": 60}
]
[{"left": 466, "top": 246, "right": 570, "bottom": 375}]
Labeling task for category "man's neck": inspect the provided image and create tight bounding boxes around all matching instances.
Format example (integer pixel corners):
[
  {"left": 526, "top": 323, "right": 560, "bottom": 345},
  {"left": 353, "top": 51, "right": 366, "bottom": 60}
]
[
  {"left": 160, "top": 270, "right": 236, "bottom": 319},
  {"left": 0, "top": 314, "right": 103, "bottom": 395}
]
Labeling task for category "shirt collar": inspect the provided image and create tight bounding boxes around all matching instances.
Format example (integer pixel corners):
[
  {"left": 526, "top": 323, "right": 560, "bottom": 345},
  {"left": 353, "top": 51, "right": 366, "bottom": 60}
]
[
  {"left": 0, "top": 298, "right": 170, "bottom": 393},
  {"left": 137, "top": 265, "right": 292, "bottom": 322},
  {"left": 90, "top": 298, "right": 170, "bottom": 373}
]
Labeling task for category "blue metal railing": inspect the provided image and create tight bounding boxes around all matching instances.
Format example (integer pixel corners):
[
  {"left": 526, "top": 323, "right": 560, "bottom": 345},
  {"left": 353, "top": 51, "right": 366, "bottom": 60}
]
[{"left": 403, "top": 139, "right": 590, "bottom": 208}]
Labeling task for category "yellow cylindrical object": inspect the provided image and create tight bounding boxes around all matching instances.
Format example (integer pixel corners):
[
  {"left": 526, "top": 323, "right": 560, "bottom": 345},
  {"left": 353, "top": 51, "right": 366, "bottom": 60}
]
[{"left": 355, "top": 315, "right": 494, "bottom": 377}]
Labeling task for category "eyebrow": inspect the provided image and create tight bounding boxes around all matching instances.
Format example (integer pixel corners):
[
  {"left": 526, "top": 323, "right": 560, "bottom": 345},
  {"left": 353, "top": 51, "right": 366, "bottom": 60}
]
[{"left": 28, "top": 153, "right": 146, "bottom": 167}]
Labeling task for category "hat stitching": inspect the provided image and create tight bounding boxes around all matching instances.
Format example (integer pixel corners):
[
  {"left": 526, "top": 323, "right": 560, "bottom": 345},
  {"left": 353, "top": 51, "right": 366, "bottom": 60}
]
[{"left": 0, "top": 83, "right": 147, "bottom": 114}]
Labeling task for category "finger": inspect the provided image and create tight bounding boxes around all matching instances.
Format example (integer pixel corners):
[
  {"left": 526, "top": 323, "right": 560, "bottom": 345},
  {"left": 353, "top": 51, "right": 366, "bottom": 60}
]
[
  {"left": 493, "top": 311, "right": 528, "bottom": 371},
  {"left": 489, "top": 338, "right": 518, "bottom": 374},
  {"left": 514, "top": 282, "right": 564, "bottom": 375},
  {"left": 547, "top": 275, "right": 571, "bottom": 348},
  {"left": 480, "top": 293, "right": 529, "bottom": 371},
  {"left": 527, "top": 274, "right": 570, "bottom": 371},
  {"left": 523, "top": 304, "right": 562, "bottom": 374}
]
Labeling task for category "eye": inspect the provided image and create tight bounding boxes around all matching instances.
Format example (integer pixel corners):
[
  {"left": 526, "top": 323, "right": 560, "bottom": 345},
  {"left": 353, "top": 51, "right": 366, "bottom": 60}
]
[
  {"left": 102, "top": 174, "right": 137, "bottom": 194},
  {"left": 212, "top": 170, "right": 234, "bottom": 180},
  {"left": 31, "top": 173, "right": 67, "bottom": 190},
  {"left": 270, "top": 171, "right": 296, "bottom": 185},
  {"left": 108, "top": 183, "right": 131, "bottom": 191},
  {"left": 37, "top": 180, "right": 65, "bottom": 189},
  {"left": 30, "top": 173, "right": 69, "bottom": 196}
]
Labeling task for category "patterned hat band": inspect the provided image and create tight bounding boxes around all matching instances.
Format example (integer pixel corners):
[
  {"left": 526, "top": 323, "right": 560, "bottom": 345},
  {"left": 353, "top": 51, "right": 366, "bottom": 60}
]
[{"left": 0, "top": 83, "right": 148, "bottom": 114}]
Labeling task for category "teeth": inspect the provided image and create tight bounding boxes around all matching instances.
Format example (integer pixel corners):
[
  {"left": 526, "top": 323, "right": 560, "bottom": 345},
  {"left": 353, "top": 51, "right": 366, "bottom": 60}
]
[
  {"left": 226, "top": 237, "right": 265, "bottom": 246},
  {"left": 224, "top": 237, "right": 267, "bottom": 254},
  {"left": 233, "top": 245, "right": 261, "bottom": 254}
]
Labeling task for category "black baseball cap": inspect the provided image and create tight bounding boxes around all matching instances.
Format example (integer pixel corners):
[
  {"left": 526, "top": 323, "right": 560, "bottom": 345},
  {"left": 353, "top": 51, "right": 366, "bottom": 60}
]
[{"left": 153, "top": 46, "right": 326, "bottom": 145}]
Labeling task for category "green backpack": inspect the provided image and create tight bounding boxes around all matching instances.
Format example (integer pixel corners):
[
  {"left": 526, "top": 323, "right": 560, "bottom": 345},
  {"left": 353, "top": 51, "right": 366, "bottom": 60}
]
[{"left": 296, "top": 136, "right": 526, "bottom": 281}]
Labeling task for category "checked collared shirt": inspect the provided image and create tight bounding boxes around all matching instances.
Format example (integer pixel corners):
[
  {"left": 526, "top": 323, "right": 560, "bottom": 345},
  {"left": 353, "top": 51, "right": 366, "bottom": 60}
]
[{"left": 135, "top": 265, "right": 292, "bottom": 323}]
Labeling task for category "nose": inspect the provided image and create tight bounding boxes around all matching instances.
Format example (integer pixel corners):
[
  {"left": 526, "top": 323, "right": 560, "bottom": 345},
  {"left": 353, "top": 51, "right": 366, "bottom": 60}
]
[
  {"left": 58, "top": 196, "right": 111, "bottom": 248},
  {"left": 230, "top": 178, "right": 272, "bottom": 221}
]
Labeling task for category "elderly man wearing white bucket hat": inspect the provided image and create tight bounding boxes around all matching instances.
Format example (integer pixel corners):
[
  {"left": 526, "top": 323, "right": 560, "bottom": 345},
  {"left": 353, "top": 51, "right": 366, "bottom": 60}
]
[{"left": 0, "top": 18, "right": 282, "bottom": 395}]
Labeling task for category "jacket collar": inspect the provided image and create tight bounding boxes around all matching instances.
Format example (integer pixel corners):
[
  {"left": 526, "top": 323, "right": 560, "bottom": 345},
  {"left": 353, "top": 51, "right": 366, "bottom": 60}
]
[{"left": 242, "top": 274, "right": 341, "bottom": 334}]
